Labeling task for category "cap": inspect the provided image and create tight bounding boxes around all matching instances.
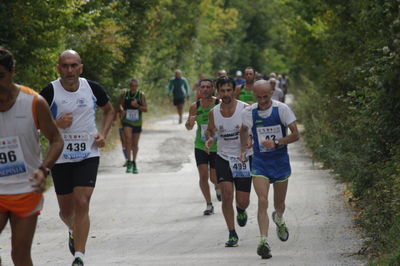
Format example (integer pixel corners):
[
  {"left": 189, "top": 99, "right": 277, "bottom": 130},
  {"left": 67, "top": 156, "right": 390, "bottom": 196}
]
[{"left": 236, "top": 70, "right": 242, "bottom": 76}]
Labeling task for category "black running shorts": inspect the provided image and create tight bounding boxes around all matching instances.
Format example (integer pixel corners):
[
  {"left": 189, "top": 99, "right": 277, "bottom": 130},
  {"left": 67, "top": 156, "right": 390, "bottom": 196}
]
[
  {"left": 194, "top": 148, "right": 216, "bottom": 168},
  {"left": 51, "top": 157, "right": 100, "bottom": 195},
  {"left": 215, "top": 154, "right": 252, "bottom": 193},
  {"left": 173, "top": 97, "right": 185, "bottom": 106},
  {"left": 122, "top": 122, "right": 142, "bottom": 134}
]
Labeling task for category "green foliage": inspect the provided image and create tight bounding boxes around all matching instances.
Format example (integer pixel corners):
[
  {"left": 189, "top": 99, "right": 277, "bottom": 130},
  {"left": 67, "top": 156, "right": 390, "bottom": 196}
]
[{"left": 287, "top": 0, "right": 400, "bottom": 262}]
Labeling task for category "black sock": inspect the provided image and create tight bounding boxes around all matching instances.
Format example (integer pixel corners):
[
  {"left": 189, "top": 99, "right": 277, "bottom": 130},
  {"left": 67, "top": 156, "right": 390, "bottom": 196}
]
[
  {"left": 236, "top": 206, "right": 245, "bottom": 213},
  {"left": 229, "top": 230, "right": 238, "bottom": 238},
  {"left": 207, "top": 202, "right": 213, "bottom": 206}
]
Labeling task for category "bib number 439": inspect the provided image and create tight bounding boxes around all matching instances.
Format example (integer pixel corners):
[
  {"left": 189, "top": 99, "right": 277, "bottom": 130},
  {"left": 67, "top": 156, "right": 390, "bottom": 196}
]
[{"left": 66, "top": 143, "right": 86, "bottom": 152}]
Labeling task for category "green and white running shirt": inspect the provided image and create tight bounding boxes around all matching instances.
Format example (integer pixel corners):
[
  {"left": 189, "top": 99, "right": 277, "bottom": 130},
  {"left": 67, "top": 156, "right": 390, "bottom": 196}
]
[{"left": 194, "top": 99, "right": 219, "bottom": 152}]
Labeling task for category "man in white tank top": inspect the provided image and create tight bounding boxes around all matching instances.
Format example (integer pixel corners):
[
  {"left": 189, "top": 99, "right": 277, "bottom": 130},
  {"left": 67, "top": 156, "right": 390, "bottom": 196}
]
[
  {"left": 205, "top": 76, "right": 252, "bottom": 247},
  {"left": 0, "top": 47, "right": 63, "bottom": 266},
  {"left": 40, "top": 50, "right": 115, "bottom": 266}
]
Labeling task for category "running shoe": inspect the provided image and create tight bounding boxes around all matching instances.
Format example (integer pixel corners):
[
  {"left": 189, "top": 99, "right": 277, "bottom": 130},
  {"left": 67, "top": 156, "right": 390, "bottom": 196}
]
[
  {"left": 257, "top": 239, "right": 272, "bottom": 259},
  {"left": 132, "top": 161, "right": 138, "bottom": 174},
  {"left": 225, "top": 236, "right": 239, "bottom": 247},
  {"left": 68, "top": 231, "right": 75, "bottom": 255},
  {"left": 215, "top": 188, "right": 221, "bottom": 201},
  {"left": 272, "top": 211, "right": 289, "bottom": 241},
  {"left": 126, "top": 161, "right": 133, "bottom": 173},
  {"left": 237, "top": 211, "right": 248, "bottom": 227},
  {"left": 203, "top": 204, "right": 214, "bottom": 215},
  {"left": 72, "top": 257, "right": 84, "bottom": 266}
]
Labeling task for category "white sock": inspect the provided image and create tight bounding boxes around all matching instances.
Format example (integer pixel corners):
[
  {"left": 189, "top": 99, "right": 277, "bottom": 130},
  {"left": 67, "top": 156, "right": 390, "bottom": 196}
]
[
  {"left": 74, "top": 251, "right": 84, "bottom": 259},
  {"left": 275, "top": 213, "right": 284, "bottom": 223},
  {"left": 260, "top": 235, "right": 268, "bottom": 242}
]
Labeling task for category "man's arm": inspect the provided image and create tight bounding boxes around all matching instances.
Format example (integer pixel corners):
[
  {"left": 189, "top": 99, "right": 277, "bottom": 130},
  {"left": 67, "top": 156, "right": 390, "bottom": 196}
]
[
  {"left": 167, "top": 79, "right": 173, "bottom": 96},
  {"left": 204, "top": 110, "right": 216, "bottom": 151},
  {"left": 183, "top": 78, "right": 190, "bottom": 98},
  {"left": 279, "top": 121, "right": 299, "bottom": 145},
  {"left": 36, "top": 96, "right": 64, "bottom": 168},
  {"left": 139, "top": 93, "right": 148, "bottom": 112},
  {"left": 32, "top": 96, "right": 64, "bottom": 193},
  {"left": 185, "top": 102, "right": 197, "bottom": 130},
  {"left": 240, "top": 124, "right": 249, "bottom": 161},
  {"left": 94, "top": 101, "right": 115, "bottom": 148}
]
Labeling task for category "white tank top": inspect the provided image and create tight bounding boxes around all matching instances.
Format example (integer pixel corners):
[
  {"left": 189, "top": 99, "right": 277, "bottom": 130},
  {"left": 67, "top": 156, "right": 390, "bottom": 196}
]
[
  {"left": 213, "top": 100, "right": 246, "bottom": 160},
  {"left": 0, "top": 86, "right": 41, "bottom": 195},
  {"left": 51, "top": 78, "right": 99, "bottom": 163}
]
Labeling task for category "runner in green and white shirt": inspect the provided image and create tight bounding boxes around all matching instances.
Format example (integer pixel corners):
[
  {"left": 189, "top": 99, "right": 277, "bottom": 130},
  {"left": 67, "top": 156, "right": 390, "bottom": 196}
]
[{"left": 185, "top": 79, "right": 221, "bottom": 215}]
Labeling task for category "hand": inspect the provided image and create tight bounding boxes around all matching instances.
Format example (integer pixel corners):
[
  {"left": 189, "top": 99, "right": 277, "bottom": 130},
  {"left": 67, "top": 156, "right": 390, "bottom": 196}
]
[
  {"left": 239, "top": 150, "right": 248, "bottom": 163},
  {"left": 205, "top": 137, "right": 214, "bottom": 152},
  {"left": 57, "top": 113, "right": 73, "bottom": 129},
  {"left": 94, "top": 133, "right": 105, "bottom": 148},
  {"left": 30, "top": 169, "right": 46, "bottom": 193},
  {"left": 261, "top": 139, "right": 275, "bottom": 150},
  {"left": 131, "top": 99, "right": 140, "bottom": 108},
  {"left": 188, "top": 115, "right": 196, "bottom": 126}
]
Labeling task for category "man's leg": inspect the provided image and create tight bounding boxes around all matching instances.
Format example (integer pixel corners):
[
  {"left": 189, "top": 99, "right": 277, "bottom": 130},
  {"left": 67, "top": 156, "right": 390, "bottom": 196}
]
[
  {"left": 0, "top": 212, "right": 9, "bottom": 233},
  {"left": 56, "top": 193, "right": 75, "bottom": 230},
  {"left": 9, "top": 214, "right": 38, "bottom": 266},
  {"left": 253, "top": 177, "right": 271, "bottom": 237},
  {"left": 123, "top": 126, "right": 133, "bottom": 162},
  {"left": 72, "top": 187, "right": 94, "bottom": 254},
  {"left": 123, "top": 126, "right": 134, "bottom": 173},
  {"left": 273, "top": 180, "right": 288, "bottom": 218},
  {"left": 197, "top": 164, "right": 212, "bottom": 204},
  {"left": 177, "top": 103, "right": 184, "bottom": 123},
  {"left": 131, "top": 133, "right": 141, "bottom": 162},
  {"left": 272, "top": 180, "right": 289, "bottom": 242},
  {"left": 220, "top": 181, "right": 235, "bottom": 229}
]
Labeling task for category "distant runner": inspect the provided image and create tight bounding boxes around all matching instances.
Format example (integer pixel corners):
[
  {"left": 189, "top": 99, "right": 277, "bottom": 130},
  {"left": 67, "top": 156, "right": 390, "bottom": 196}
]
[{"left": 118, "top": 78, "right": 148, "bottom": 174}]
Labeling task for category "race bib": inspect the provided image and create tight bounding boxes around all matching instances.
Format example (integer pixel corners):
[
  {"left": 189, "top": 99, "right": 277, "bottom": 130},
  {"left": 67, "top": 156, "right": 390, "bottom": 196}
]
[
  {"left": 0, "top": 136, "right": 27, "bottom": 177},
  {"left": 62, "top": 133, "right": 93, "bottom": 160},
  {"left": 256, "top": 125, "right": 283, "bottom": 152},
  {"left": 228, "top": 156, "right": 251, "bottom": 178},
  {"left": 126, "top": 109, "right": 139, "bottom": 122}
]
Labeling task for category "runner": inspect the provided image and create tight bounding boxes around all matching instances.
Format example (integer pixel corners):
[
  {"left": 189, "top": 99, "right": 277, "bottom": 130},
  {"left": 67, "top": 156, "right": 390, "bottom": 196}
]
[
  {"left": 40, "top": 49, "right": 115, "bottom": 266},
  {"left": 167, "top": 69, "right": 190, "bottom": 124},
  {"left": 205, "top": 76, "right": 252, "bottom": 247},
  {"left": 118, "top": 78, "right": 148, "bottom": 174},
  {"left": 269, "top": 78, "right": 284, "bottom": 102},
  {"left": 240, "top": 79, "right": 299, "bottom": 259},
  {"left": 233, "top": 70, "right": 245, "bottom": 87},
  {"left": 236, "top": 67, "right": 257, "bottom": 104},
  {"left": 185, "top": 79, "right": 221, "bottom": 215},
  {"left": 0, "top": 46, "right": 63, "bottom": 266}
]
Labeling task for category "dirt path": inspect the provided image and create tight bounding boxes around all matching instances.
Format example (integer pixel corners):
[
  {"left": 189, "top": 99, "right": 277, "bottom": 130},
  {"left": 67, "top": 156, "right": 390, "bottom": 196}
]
[{"left": 0, "top": 96, "right": 365, "bottom": 265}]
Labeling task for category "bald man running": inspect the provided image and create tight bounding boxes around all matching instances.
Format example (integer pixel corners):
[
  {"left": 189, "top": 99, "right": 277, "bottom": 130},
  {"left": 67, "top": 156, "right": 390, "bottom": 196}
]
[
  {"left": 40, "top": 50, "right": 115, "bottom": 266},
  {"left": 240, "top": 80, "right": 299, "bottom": 259}
]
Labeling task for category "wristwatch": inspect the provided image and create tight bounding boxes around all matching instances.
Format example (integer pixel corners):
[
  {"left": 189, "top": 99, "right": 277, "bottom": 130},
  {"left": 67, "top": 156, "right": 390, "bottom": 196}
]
[
  {"left": 38, "top": 165, "right": 50, "bottom": 176},
  {"left": 274, "top": 139, "right": 281, "bottom": 148}
]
